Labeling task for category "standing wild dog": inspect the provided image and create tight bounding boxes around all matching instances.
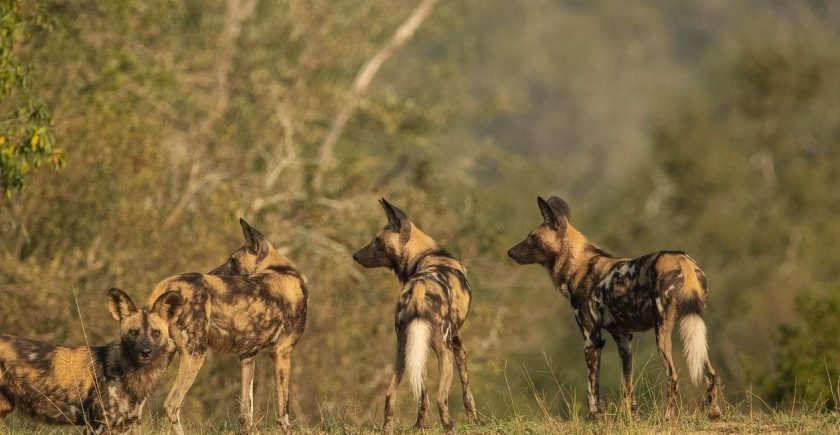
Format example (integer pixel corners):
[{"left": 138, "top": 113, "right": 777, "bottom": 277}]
[
  {"left": 507, "top": 196, "right": 722, "bottom": 420},
  {"left": 352, "top": 199, "right": 478, "bottom": 435},
  {"left": 147, "top": 219, "right": 308, "bottom": 435},
  {"left": 0, "top": 289, "right": 183, "bottom": 434}
]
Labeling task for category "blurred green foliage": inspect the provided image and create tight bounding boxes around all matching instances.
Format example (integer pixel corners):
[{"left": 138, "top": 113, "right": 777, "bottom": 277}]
[
  {"left": 770, "top": 290, "right": 840, "bottom": 409},
  {"left": 0, "top": 0, "right": 63, "bottom": 195},
  {"left": 0, "top": 0, "right": 839, "bottom": 427}
]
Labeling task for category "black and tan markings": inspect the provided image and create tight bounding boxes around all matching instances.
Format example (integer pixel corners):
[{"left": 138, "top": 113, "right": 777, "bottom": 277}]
[
  {"left": 147, "top": 219, "right": 308, "bottom": 435},
  {"left": 508, "top": 196, "right": 722, "bottom": 421},
  {"left": 352, "top": 198, "right": 478, "bottom": 435},
  {"left": 0, "top": 289, "right": 183, "bottom": 434}
]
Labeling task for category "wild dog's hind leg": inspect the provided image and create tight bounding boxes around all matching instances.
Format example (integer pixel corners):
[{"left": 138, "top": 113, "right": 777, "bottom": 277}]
[
  {"left": 271, "top": 344, "right": 294, "bottom": 434},
  {"left": 239, "top": 355, "right": 257, "bottom": 434},
  {"left": 608, "top": 329, "right": 637, "bottom": 415},
  {"left": 452, "top": 331, "right": 478, "bottom": 424},
  {"left": 432, "top": 336, "right": 455, "bottom": 434},
  {"left": 164, "top": 350, "right": 207, "bottom": 435},
  {"left": 383, "top": 335, "right": 406, "bottom": 435},
  {"left": 655, "top": 317, "right": 679, "bottom": 420},
  {"left": 413, "top": 367, "right": 430, "bottom": 429},
  {"left": 704, "top": 360, "right": 722, "bottom": 419}
]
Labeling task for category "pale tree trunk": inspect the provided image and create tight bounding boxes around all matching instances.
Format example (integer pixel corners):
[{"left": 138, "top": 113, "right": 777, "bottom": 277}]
[
  {"left": 163, "top": 0, "right": 257, "bottom": 229},
  {"left": 312, "top": 0, "right": 441, "bottom": 192}
]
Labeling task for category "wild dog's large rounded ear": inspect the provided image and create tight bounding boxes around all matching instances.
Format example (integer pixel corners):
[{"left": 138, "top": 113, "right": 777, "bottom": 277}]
[
  {"left": 107, "top": 288, "right": 138, "bottom": 323},
  {"left": 546, "top": 196, "right": 571, "bottom": 221},
  {"left": 379, "top": 198, "right": 411, "bottom": 243},
  {"left": 537, "top": 196, "right": 569, "bottom": 233},
  {"left": 152, "top": 291, "right": 184, "bottom": 322},
  {"left": 239, "top": 218, "right": 270, "bottom": 259}
]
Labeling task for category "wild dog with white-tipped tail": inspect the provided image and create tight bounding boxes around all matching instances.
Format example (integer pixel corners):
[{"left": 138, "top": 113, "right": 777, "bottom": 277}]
[
  {"left": 507, "top": 196, "right": 722, "bottom": 420},
  {"left": 353, "top": 198, "right": 479, "bottom": 434}
]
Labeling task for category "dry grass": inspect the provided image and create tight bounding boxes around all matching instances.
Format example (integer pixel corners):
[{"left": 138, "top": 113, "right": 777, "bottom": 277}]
[{"left": 2, "top": 410, "right": 839, "bottom": 434}]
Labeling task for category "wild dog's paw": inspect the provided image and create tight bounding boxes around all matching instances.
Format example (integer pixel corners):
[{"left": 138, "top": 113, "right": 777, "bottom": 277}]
[{"left": 664, "top": 405, "right": 679, "bottom": 421}]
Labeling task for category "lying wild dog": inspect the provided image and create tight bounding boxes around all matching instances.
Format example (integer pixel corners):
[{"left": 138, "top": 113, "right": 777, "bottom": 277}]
[
  {"left": 0, "top": 289, "right": 183, "bottom": 434},
  {"left": 507, "top": 196, "right": 722, "bottom": 420},
  {"left": 147, "top": 219, "right": 307, "bottom": 435},
  {"left": 353, "top": 199, "right": 478, "bottom": 435}
]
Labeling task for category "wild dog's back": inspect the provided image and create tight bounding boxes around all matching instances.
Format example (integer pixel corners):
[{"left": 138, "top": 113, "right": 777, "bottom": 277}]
[
  {"left": 146, "top": 265, "right": 307, "bottom": 358},
  {"left": 0, "top": 335, "right": 98, "bottom": 425},
  {"left": 397, "top": 251, "right": 471, "bottom": 333}
]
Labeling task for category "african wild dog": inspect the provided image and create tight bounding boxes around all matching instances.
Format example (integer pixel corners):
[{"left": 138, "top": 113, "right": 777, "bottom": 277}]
[
  {"left": 507, "top": 196, "right": 722, "bottom": 420},
  {"left": 352, "top": 199, "right": 478, "bottom": 435},
  {"left": 147, "top": 218, "right": 307, "bottom": 435},
  {"left": 0, "top": 289, "right": 183, "bottom": 434}
]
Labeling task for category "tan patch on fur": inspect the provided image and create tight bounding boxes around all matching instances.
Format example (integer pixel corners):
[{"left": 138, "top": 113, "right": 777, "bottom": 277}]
[
  {"left": 405, "top": 280, "right": 429, "bottom": 316},
  {"left": 0, "top": 340, "right": 16, "bottom": 362},
  {"left": 402, "top": 224, "right": 437, "bottom": 257},
  {"left": 677, "top": 256, "right": 703, "bottom": 298},
  {"left": 270, "top": 275, "right": 305, "bottom": 304},
  {"left": 52, "top": 347, "right": 97, "bottom": 396}
]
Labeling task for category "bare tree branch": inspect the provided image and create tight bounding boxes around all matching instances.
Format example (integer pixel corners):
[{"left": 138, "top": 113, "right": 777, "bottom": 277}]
[
  {"left": 163, "top": 0, "right": 256, "bottom": 228},
  {"left": 312, "top": 0, "right": 441, "bottom": 191}
]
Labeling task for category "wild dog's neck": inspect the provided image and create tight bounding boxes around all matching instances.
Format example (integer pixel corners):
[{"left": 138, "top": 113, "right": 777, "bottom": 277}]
[
  {"left": 549, "top": 227, "right": 616, "bottom": 298},
  {"left": 259, "top": 248, "right": 295, "bottom": 271},
  {"left": 393, "top": 226, "right": 443, "bottom": 284}
]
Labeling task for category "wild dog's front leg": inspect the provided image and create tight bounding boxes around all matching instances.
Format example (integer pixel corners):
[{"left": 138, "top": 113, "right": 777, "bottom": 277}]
[
  {"left": 239, "top": 355, "right": 257, "bottom": 434},
  {"left": 655, "top": 321, "right": 678, "bottom": 420},
  {"left": 271, "top": 346, "right": 293, "bottom": 434},
  {"left": 164, "top": 350, "right": 207, "bottom": 435},
  {"left": 583, "top": 329, "right": 605, "bottom": 419},
  {"left": 452, "top": 332, "right": 479, "bottom": 424},
  {"left": 608, "top": 330, "right": 637, "bottom": 415}
]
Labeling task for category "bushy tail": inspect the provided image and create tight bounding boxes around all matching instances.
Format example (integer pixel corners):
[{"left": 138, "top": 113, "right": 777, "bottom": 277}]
[
  {"left": 679, "top": 314, "right": 708, "bottom": 385},
  {"left": 405, "top": 319, "right": 431, "bottom": 401},
  {"left": 677, "top": 258, "right": 708, "bottom": 386}
]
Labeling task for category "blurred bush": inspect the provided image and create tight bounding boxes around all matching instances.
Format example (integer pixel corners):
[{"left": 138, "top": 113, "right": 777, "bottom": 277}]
[{"left": 769, "top": 290, "right": 840, "bottom": 409}]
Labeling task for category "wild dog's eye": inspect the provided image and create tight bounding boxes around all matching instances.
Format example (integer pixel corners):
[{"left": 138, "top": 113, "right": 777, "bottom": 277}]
[
  {"left": 129, "top": 328, "right": 140, "bottom": 337},
  {"left": 529, "top": 233, "right": 538, "bottom": 242},
  {"left": 151, "top": 329, "right": 161, "bottom": 339}
]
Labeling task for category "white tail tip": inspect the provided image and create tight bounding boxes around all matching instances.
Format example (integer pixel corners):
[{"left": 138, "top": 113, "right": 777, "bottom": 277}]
[
  {"left": 679, "top": 313, "right": 708, "bottom": 385},
  {"left": 405, "top": 319, "right": 431, "bottom": 401}
]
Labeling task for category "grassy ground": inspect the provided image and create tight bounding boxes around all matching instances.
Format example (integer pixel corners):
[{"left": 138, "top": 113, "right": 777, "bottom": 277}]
[{"left": 2, "top": 409, "right": 839, "bottom": 434}]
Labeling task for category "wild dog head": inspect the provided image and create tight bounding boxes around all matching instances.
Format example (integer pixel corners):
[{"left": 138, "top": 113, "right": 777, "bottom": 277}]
[
  {"left": 107, "top": 288, "right": 184, "bottom": 364},
  {"left": 508, "top": 196, "right": 573, "bottom": 265},
  {"left": 210, "top": 218, "right": 277, "bottom": 276},
  {"left": 352, "top": 198, "right": 413, "bottom": 269}
]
